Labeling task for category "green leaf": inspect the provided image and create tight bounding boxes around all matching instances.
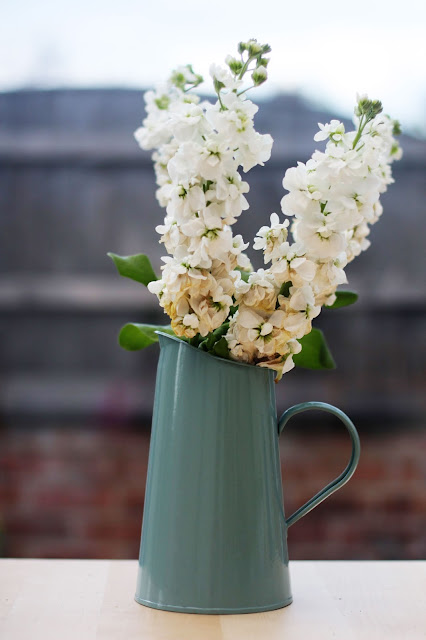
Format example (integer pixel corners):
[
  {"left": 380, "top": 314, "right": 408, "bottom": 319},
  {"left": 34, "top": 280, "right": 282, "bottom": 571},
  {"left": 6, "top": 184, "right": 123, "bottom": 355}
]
[
  {"left": 234, "top": 267, "right": 251, "bottom": 283},
  {"left": 118, "top": 324, "right": 175, "bottom": 351},
  {"left": 198, "top": 323, "right": 230, "bottom": 352},
  {"left": 211, "top": 336, "right": 230, "bottom": 359},
  {"left": 325, "top": 290, "right": 358, "bottom": 310},
  {"left": 107, "top": 253, "right": 158, "bottom": 286},
  {"left": 279, "top": 281, "right": 292, "bottom": 297},
  {"left": 186, "top": 334, "right": 203, "bottom": 348},
  {"left": 293, "top": 328, "right": 336, "bottom": 370}
]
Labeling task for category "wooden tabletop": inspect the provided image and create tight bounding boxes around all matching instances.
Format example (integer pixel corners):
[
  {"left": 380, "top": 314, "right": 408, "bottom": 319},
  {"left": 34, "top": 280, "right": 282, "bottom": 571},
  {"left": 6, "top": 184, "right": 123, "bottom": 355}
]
[{"left": 0, "top": 559, "right": 425, "bottom": 639}]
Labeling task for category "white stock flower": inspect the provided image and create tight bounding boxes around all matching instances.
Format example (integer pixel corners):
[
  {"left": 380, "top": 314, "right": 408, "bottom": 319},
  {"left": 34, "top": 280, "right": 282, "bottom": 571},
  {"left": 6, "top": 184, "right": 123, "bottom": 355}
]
[
  {"left": 188, "top": 227, "right": 234, "bottom": 270},
  {"left": 295, "top": 221, "right": 346, "bottom": 260},
  {"left": 254, "top": 213, "right": 289, "bottom": 263},
  {"left": 278, "top": 285, "right": 321, "bottom": 336},
  {"left": 165, "top": 183, "right": 206, "bottom": 222},
  {"left": 230, "top": 234, "right": 251, "bottom": 269},
  {"left": 171, "top": 65, "right": 200, "bottom": 86},
  {"left": 235, "top": 307, "right": 287, "bottom": 356},
  {"left": 191, "top": 282, "right": 233, "bottom": 336},
  {"left": 270, "top": 243, "right": 316, "bottom": 287},
  {"left": 209, "top": 63, "right": 242, "bottom": 91},
  {"left": 170, "top": 102, "right": 207, "bottom": 143},
  {"left": 237, "top": 269, "right": 278, "bottom": 312},
  {"left": 236, "top": 131, "right": 273, "bottom": 172},
  {"left": 183, "top": 313, "right": 199, "bottom": 330},
  {"left": 258, "top": 337, "right": 303, "bottom": 377},
  {"left": 136, "top": 46, "right": 401, "bottom": 370},
  {"left": 156, "top": 218, "right": 187, "bottom": 253},
  {"left": 314, "top": 120, "right": 345, "bottom": 143}
]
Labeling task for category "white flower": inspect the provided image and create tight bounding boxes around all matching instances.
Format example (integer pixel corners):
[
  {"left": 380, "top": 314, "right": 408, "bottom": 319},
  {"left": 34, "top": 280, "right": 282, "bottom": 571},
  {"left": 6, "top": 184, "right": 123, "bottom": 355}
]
[
  {"left": 198, "top": 139, "right": 235, "bottom": 181},
  {"left": 230, "top": 234, "right": 251, "bottom": 269},
  {"left": 288, "top": 285, "right": 320, "bottom": 316},
  {"left": 206, "top": 92, "right": 257, "bottom": 137},
  {"left": 220, "top": 92, "right": 258, "bottom": 130},
  {"left": 170, "top": 102, "right": 207, "bottom": 143},
  {"left": 161, "top": 247, "right": 207, "bottom": 289},
  {"left": 166, "top": 183, "right": 206, "bottom": 222},
  {"left": 259, "top": 337, "right": 302, "bottom": 377},
  {"left": 191, "top": 281, "right": 233, "bottom": 336},
  {"left": 134, "top": 119, "right": 171, "bottom": 151},
  {"left": 147, "top": 279, "right": 165, "bottom": 296},
  {"left": 167, "top": 141, "right": 203, "bottom": 185},
  {"left": 183, "top": 313, "right": 199, "bottom": 330},
  {"left": 236, "top": 131, "right": 273, "bottom": 172},
  {"left": 156, "top": 218, "right": 186, "bottom": 253},
  {"left": 209, "top": 63, "right": 242, "bottom": 91},
  {"left": 238, "top": 269, "right": 277, "bottom": 312},
  {"left": 282, "top": 163, "right": 326, "bottom": 201},
  {"left": 236, "top": 307, "right": 287, "bottom": 356},
  {"left": 270, "top": 244, "right": 317, "bottom": 287},
  {"left": 134, "top": 45, "right": 401, "bottom": 369},
  {"left": 253, "top": 213, "right": 289, "bottom": 263},
  {"left": 187, "top": 226, "right": 234, "bottom": 269},
  {"left": 314, "top": 120, "right": 345, "bottom": 143},
  {"left": 277, "top": 285, "right": 321, "bottom": 336},
  {"left": 171, "top": 65, "right": 200, "bottom": 86},
  {"left": 295, "top": 222, "right": 346, "bottom": 260}
]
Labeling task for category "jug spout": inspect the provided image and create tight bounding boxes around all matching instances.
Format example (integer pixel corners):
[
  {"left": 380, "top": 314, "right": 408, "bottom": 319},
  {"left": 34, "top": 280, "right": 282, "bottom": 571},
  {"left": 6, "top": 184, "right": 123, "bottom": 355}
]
[{"left": 156, "top": 330, "right": 178, "bottom": 348}]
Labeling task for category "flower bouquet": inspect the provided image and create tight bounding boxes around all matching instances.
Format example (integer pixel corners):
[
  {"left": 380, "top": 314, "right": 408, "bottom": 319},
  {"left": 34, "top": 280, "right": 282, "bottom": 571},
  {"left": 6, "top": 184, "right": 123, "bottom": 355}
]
[
  {"left": 109, "top": 40, "right": 401, "bottom": 614},
  {"left": 109, "top": 38, "right": 402, "bottom": 380}
]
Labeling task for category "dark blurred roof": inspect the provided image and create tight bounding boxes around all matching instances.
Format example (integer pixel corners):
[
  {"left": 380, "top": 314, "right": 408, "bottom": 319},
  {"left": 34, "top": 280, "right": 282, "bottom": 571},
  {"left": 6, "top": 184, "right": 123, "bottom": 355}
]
[{"left": 1, "top": 89, "right": 424, "bottom": 165}]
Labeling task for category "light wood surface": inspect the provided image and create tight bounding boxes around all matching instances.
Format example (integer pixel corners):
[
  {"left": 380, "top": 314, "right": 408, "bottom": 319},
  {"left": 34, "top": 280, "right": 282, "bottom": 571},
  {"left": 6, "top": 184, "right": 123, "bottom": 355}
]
[{"left": 0, "top": 560, "right": 425, "bottom": 639}]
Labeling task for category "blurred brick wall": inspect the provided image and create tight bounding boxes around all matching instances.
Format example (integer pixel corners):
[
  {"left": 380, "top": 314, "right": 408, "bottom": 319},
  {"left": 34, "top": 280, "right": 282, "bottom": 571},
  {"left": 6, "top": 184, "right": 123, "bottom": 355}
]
[{"left": 0, "top": 427, "right": 424, "bottom": 560}]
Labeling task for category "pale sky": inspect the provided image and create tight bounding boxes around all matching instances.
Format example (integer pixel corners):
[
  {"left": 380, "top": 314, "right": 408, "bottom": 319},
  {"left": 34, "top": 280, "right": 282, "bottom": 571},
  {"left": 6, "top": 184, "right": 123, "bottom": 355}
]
[{"left": 1, "top": 0, "right": 425, "bottom": 135}]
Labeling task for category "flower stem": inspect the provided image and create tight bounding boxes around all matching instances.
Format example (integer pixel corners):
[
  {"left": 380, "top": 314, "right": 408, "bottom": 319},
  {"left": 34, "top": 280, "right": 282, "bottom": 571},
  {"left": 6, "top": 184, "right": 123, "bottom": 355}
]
[
  {"left": 238, "top": 55, "right": 256, "bottom": 79},
  {"left": 237, "top": 85, "right": 255, "bottom": 96},
  {"left": 352, "top": 115, "right": 366, "bottom": 150},
  {"left": 217, "top": 91, "right": 225, "bottom": 111}
]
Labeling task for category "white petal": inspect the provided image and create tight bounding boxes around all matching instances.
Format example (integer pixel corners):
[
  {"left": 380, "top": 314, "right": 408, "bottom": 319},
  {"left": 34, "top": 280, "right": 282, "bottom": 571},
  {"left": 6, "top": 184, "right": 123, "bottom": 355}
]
[
  {"left": 260, "top": 322, "right": 273, "bottom": 336},
  {"left": 238, "top": 309, "right": 262, "bottom": 329},
  {"left": 270, "top": 212, "right": 279, "bottom": 226},
  {"left": 269, "top": 309, "right": 286, "bottom": 327}
]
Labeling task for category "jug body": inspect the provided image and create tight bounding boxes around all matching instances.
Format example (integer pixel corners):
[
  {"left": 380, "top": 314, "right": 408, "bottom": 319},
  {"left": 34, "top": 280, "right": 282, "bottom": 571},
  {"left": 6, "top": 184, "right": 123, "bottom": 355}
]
[{"left": 135, "top": 332, "right": 292, "bottom": 613}]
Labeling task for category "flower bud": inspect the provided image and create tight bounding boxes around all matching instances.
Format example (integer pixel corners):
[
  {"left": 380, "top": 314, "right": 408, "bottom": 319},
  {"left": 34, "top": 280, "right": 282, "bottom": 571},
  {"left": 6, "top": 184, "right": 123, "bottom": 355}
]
[
  {"left": 226, "top": 55, "right": 243, "bottom": 75},
  {"left": 247, "top": 39, "right": 262, "bottom": 56},
  {"left": 213, "top": 77, "right": 225, "bottom": 94},
  {"left": 154, "top": 95, "right": 170, "bottom": 110},
  {"left": 392, "top": 120, "right": 402, "bottom": 136},
  {"left": 170, "top": 64, "right": 203, "bottom": 90},
  {"left": 370, "top": 99, "right": 383, "bottom": 117},
  {"left": 170, "top": 70, "right": 186, "bottom": 89},
  {"left": 354, "top": 94, "right": 370, "bottom": 117},
  {"left": 354, "top": 94, "right": 383, "bottom": 120},
  {"left": 252, "top": 65, "right": 268, "bottom": 86},
  {"left": 258, "top": 57, "right": 270, "bottom": 67}
]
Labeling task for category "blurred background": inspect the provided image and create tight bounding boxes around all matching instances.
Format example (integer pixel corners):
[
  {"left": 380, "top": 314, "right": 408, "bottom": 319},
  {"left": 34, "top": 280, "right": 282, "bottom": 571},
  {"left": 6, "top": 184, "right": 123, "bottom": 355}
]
[{"left": 0, "top": 0, "right": 425, "bottom": 561}]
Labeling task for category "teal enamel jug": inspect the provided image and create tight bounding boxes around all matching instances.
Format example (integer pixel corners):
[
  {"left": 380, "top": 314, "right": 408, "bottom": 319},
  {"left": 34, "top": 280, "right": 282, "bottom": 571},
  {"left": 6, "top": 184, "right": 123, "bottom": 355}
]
[{"left": 135, "top": 332, "right": 360, "bottom": 614}]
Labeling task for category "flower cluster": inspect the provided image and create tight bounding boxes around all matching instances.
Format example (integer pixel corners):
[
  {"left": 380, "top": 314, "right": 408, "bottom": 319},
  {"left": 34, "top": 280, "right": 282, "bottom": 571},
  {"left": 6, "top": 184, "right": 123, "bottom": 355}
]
[
  {"left": 226, "top": 96, "right": 402, "bottom": 376},
  {"left": 135, "top": 41, "right": 273, "bottom": 339},
  {"left": 133, "top": 42, "right": 402, "bottom": 379}
]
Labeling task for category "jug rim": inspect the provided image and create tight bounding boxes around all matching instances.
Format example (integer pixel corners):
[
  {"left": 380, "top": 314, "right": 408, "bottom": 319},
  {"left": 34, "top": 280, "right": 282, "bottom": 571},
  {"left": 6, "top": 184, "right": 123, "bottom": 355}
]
[{"left": 156, "top": 331, "right": 275, "bottom": 377}]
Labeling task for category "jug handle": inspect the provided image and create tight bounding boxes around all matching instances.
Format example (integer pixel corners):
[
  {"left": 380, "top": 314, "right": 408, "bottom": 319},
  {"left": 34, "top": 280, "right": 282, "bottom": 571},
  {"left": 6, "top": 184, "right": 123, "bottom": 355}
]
[{"left": 278, "top": 401, "right": 361, "bottom": 528}]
